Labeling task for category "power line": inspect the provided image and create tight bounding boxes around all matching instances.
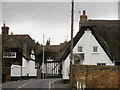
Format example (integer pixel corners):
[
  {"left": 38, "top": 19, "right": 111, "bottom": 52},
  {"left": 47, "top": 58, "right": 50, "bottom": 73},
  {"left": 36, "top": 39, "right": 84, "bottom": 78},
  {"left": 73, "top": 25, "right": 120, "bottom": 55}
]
[
  {"left": 2, "top": 2, "right": 76, "bottom": 34},
  {"left": 2, "top": 3, "right": 53, "bottom": 19},
  {"left": 3, "top": 2, "right": 72, "bottom": 23},
  {"left": 26, "top": 3, "right": 63, "bottom": 21},
  {"left": 3, "top": 2, "right": 41, "bottom": 11},
  {"left": 23, "top": 2, "right": 66, "bottom": 21},
  {"left": 3, "top": 3, "right": 50, "bottom": 18}
]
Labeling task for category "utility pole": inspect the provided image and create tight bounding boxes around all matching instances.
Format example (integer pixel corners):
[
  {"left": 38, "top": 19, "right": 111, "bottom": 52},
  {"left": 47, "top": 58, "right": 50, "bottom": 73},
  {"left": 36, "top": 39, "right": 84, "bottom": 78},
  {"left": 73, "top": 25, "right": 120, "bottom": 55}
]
[
  {"left": 70, "top": 0, "right": 74, "bottom": 87},
  {"left": 42, "top": 34, "right": 45, "bottom": 78}
]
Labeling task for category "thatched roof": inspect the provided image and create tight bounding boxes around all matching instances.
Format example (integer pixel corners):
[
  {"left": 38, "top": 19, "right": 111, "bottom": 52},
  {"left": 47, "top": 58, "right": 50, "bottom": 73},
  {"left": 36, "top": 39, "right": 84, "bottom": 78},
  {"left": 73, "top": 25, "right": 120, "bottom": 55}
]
[
  {"left": 2, "top": 34, "right": 35, "bottom": 60},
  {"left": 36, "top": 42, "right": 67, "bottom": 52},
  {"left": 58, "top": 20, "right": 120, "bottom": 61}
]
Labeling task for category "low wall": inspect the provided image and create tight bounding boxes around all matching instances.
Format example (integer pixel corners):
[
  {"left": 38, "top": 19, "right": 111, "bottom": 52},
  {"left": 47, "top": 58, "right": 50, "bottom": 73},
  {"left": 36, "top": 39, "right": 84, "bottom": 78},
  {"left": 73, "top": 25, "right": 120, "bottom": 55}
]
[
  {"left": 11, "top": 65, "right": 37, "bottom": 76},
  {"left": 11, "top": 65, "right": 26, "bottom": 77},
  {"left": 71, "top": 65, "right": 120, "bottom": 88}
]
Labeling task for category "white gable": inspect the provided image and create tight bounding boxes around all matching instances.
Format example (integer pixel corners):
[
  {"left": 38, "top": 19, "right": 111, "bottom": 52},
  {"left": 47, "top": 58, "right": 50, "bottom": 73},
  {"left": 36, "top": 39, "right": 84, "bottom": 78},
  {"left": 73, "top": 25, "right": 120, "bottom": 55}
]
[
  {"left": 73, "top": 29, "right": 114, "bottom": 65},
  {"left": 62, "top": 29, "right": 114, "bottom": 80}
]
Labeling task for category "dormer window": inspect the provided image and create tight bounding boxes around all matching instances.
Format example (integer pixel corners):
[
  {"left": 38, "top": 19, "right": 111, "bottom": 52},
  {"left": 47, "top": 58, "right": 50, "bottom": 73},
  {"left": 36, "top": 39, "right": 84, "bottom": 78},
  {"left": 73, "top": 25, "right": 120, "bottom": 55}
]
[{"left": 78, "top": 46, "right": 83, "bottom": 52}]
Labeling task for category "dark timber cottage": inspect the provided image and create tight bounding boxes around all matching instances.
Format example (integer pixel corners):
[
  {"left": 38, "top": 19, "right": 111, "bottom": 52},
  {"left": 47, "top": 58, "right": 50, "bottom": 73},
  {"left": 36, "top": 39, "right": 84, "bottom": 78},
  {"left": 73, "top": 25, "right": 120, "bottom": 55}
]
[{"left": 2, "top": 23, "right": 36, "bottom": 80}]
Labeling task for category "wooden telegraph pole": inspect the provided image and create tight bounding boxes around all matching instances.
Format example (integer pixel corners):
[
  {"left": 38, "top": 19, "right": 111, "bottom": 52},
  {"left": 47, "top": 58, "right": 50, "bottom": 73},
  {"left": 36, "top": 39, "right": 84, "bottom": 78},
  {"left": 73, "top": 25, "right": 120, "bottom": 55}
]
[
  {"left": 70, "top": 0, "right": 74, "bottom": 87},
  {"left": 42, "top": 34, "right": 45, "bottom": 78}
]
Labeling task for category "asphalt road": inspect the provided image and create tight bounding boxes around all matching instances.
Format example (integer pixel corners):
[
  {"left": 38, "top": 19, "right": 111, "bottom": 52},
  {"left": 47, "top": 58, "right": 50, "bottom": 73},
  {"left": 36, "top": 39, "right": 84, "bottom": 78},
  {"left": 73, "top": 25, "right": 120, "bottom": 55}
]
[{"left": 2, "top": 78, "right": 63, "bottom": 90}]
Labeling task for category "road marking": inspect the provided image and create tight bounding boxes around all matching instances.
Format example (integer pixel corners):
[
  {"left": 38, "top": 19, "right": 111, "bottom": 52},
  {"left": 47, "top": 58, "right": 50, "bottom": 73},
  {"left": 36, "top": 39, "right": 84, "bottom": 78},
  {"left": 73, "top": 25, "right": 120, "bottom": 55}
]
[
  {"left": 16, "top": 83, "right": 27, "bottom": 90},
  {"left": 49, "top": 79, "right": 59, "bottom": 90},
  {"left": 3, "top": 79, "right": 31, "bottom": 86},
  {"left": 2, "top": 80, "right": 20, "bottom": 86}
]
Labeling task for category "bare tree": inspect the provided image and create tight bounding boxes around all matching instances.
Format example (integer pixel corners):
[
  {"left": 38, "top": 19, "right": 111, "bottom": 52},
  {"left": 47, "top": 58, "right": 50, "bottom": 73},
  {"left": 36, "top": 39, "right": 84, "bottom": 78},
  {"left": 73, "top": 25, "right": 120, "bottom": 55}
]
[{"left": 73, "top": 53, "right": 84, "bottom": 65}]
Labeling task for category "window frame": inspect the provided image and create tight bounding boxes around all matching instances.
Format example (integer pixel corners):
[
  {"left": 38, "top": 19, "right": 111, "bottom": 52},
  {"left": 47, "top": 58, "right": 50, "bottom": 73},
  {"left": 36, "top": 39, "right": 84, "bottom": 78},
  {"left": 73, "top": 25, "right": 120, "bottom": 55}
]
[
  {"left": 97, "top": 63, "right": 106, "bottom": 66},
  {"left": 3, "top": 52, "right": 16, "bottom": 58},
  {"left": 77, "top": 46, "right": 83, "bottom": 53},
  {"left": 92, "top": 46, "right": 99, "bottom": 53}
]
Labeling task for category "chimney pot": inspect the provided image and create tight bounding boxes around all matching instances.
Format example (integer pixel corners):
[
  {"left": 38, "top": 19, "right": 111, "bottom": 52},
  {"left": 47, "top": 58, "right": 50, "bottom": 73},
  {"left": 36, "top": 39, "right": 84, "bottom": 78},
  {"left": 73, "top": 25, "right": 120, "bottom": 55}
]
[
  {"left": 1, "top": 23, "right": 9, "bottom": 35},
  {"left": 83, "top": 10, "right": 86, "bottom": 15}
]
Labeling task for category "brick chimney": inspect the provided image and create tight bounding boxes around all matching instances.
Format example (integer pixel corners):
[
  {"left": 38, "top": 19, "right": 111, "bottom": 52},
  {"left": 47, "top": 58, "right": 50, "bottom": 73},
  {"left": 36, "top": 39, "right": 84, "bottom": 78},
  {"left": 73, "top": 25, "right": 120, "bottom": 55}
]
[
  {"left": 80, "top": 10, "right": 88, "bottom": 24},
  {"left": 1, "top": 22, "right": 9, "bottom": 35}
]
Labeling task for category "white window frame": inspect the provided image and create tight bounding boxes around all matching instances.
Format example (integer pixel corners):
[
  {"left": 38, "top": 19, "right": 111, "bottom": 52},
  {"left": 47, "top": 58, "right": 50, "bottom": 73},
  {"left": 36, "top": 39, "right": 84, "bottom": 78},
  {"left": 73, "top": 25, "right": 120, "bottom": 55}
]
[
  {"left": 92, "top": 46, "right": 99, "bottom": 53},
  {"left": 77, "top": 46, "right": 83, "bottom": 53},
  {"left": 3, "top": 52, "right": 16, "bottom": 58}
]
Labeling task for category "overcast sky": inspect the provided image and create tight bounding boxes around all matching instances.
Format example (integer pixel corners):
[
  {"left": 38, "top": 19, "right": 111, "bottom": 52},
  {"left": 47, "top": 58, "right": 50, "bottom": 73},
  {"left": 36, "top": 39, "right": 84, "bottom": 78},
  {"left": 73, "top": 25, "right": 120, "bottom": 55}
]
[{"left": 1, "top": 0, "right": 119, "bottom": 45}]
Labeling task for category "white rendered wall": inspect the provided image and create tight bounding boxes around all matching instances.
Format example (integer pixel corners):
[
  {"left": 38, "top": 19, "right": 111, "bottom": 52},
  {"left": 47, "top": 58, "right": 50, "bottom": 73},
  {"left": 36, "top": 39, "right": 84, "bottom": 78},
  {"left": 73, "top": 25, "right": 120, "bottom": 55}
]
[
  {"left": 25, "top": 60, "right": 37, "bottom": 76},
  {"left": 62, "top": 55, "right": 70, "bottom": 80},
  {"left": 24, "top": 50, "right": 37, "bottom": 76},
  {"left": 73, "top": 29, "right": 114, "bottom": 65}
]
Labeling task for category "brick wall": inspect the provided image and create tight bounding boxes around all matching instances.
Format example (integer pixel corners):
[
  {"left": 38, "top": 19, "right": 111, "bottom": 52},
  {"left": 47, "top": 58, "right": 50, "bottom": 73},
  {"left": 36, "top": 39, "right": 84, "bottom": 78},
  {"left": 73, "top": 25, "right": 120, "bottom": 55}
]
[{"left": 71, "top": 65, "right": 120, "bottom": 88}]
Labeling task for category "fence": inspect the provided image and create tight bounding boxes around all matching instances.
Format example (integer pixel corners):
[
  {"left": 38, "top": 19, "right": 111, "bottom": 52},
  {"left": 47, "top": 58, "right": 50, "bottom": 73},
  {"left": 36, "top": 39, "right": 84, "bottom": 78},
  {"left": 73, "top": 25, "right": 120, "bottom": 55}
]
[{"left": 77, "top": 81, "right": 86, "bottom": 90}]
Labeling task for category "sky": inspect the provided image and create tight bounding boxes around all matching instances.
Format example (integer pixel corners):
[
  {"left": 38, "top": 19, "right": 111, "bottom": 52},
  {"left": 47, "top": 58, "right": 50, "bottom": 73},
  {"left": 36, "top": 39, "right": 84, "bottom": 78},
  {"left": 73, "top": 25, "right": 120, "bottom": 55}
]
[{"left": 0, "top": 0, "right": 119, "bottom": 45}]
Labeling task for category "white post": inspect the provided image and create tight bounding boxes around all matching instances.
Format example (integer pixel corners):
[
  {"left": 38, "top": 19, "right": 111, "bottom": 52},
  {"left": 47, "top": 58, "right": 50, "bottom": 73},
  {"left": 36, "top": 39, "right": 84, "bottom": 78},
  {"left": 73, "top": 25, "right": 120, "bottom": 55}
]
[
  {"left": 77, "top": 81, "right": 79, "bottom": 90},
  {"left": 83, "top": 85, "right": 86, "bottom": 90},
  {"left": 80, "top": 83, "right": 82, "bottom": 90},
  {"left": 21, "top": 65, "right": 22, "bottom": 80}
]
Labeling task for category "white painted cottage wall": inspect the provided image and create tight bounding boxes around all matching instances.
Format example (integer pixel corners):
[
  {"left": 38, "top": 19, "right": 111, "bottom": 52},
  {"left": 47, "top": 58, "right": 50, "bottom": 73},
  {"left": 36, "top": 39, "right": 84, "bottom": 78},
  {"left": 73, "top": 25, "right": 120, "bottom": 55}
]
[
  {"left": 73, "top": 30, "right": 114, "bottom": 65},
  {"left": 23, "top": 50, "right": 37, "bottom": 76},
  {"left": 24, "top": 60, "right": 36, "bottom": 76}
]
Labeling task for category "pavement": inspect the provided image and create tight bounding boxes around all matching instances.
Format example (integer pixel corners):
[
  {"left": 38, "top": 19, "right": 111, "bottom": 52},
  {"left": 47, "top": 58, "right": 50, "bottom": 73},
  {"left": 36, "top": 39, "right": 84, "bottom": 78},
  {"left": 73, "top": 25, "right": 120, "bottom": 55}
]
[{"left": 54, "top": 80, "right": 71, "bottom": 89}]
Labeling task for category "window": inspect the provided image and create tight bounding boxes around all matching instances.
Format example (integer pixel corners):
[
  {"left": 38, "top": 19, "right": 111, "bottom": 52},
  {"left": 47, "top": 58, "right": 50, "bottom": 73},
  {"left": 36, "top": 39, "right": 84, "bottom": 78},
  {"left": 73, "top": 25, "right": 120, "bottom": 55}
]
[
  {"left": 78, "top": 46, "right": 82, "bottom": 52},
  {"left": 3, "top": 52, "right": 16, "bottom": 58},
  {"left": 97, "top": 63, "right": 106, "bottom": 65},
  {"left": 115, "top": 62, "right": 120, "bottom": 66},
  {"left": 93, "top": 46, "right": 98, "bottom": 53}
]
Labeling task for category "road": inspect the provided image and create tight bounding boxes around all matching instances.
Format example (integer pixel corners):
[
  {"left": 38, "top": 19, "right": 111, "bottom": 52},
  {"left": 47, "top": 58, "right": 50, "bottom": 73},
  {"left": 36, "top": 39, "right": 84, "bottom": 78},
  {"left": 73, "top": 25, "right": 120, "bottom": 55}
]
[{"left": 2, "top": 78, "right": 64, "bottom": 90}]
